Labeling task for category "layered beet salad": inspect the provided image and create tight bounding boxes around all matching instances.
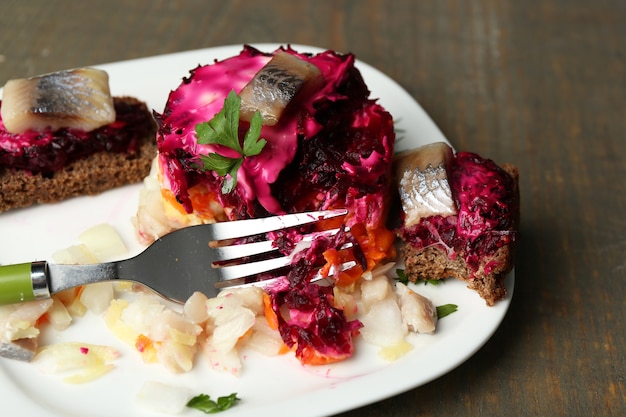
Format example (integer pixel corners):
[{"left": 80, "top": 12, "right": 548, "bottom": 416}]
[{"left": 135, "top": 45, "right": 403, "bottom": 365}]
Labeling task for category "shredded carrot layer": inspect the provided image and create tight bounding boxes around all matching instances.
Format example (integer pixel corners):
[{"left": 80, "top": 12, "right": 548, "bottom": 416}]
[
  {"left": 262, "top": 293, "right": 290, "bottom": 354},
  {"left": 161, "top": 183, "right": 226, "bottom": 221},
  {"left": 297, "top": 345, "right": 353, "bottom": 366},
  {"left": 263, "top": 292, "right": 279, "bottom": 330},
  {"left": 135, "top": 334, "right": 158, "bottom": 363},
  {"left": 321, "top": 222, "right": 396, "bottom": 287}
]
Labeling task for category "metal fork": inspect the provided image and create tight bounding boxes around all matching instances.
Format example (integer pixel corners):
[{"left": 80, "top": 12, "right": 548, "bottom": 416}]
[{"left": 0, "top": 209, "right": 354, "bottom": 305}]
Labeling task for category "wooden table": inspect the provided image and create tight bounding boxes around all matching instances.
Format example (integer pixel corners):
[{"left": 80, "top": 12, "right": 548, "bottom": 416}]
[{"left": 1, "top": 1, "right": 624, "bottom": 416}]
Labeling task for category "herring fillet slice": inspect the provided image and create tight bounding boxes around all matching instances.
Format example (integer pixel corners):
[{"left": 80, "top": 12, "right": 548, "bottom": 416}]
[
  {"left": 239, "top": 51, "right": 322, "bottom": 126},
  {"left": 0, "top": 338, "right": 38, "bottom": 361},
  {"left": 1, "top": 67, "right": 115, "bottom": 134},
  {"left": 394, "top": 142, "right": 458, "bottom": 228}
]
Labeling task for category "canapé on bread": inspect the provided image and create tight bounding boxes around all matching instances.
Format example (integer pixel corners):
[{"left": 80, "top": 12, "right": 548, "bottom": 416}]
[
  {"left": 0, "top": 90, "right": 157, "bottom": 213},
  {"left": 395, "top": 142, "right": 519, "bottom": 305}
]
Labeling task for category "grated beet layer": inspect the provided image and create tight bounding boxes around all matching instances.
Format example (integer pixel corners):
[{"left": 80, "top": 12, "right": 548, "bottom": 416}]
[
  {"left": 0, "top": 98, "right": 155, "bottom": 174},
  {"left": 270, "top": 231, "right": 362, "bottom": 363}
]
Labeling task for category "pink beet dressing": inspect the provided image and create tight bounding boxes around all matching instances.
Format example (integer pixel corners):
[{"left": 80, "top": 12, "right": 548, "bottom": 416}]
[{"left": 155, "top": 45, "right": 395, "bottom": 228}]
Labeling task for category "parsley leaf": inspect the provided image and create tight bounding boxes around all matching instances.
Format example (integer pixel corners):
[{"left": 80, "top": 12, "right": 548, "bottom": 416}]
[
  {"left": 396, "top": 269, "right": 410, "bottom": 284},
  {"left": 195, "top": 90, "right": 267, "bottom": 193},
  {"left": 395, "top": 269, "right": 441, "bottom": 286},
  {"left": 436, "top": 304, "right": 458, "bottom": 319},
  {"left": 186, "top": 393, "right": 240, "bottom": 414},
  {"left": 243, "top": 111, "right": 266, "bottom": 156},
  {"left": 199, "top": 153, "right": 240, "bottom": 177}
]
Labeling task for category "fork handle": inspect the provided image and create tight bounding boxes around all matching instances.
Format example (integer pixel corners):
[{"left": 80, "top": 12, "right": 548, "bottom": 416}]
[{"left": 0, "top": 261, "right": 50, "bottom": 305}]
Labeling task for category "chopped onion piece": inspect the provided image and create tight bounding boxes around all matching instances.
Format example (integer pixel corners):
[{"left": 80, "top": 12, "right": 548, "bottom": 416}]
[
  {"left": 51, "top": 244, "right": 98, "bottom": 264},
  {"left": 218, "top": 287, "right": 265, "bottom": 315},
  {"left": 243, "top": 319, "right": 285, "bottom": 356},
  {"left": 78, "top": 223, "right": 127, "bottom": 261},
  {"left": 210, "top": 308, "right": 255, "bottom": 353},
  {"left": 46, "top": 297, "right": 72, "bottom": 330},
  {"left": 80, "top": 282, "right": 114, "bottom": 315},
  {"left": 183, "top": 291, "right": 209, "bottom": 324},
  {"left": 33, "top": 342, "right": 119, "bottom": 383},
  {"left": 201, "top": 342, "right": 243, "bottom": 375}
]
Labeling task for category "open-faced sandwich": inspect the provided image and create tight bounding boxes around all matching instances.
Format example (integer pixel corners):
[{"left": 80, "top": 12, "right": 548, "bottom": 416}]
[
  {"left": 394, "top": 142, "right": 519, "bottom": 305},
  {"left": 0, "top": 68, "right": 157, "bottom": 212}
]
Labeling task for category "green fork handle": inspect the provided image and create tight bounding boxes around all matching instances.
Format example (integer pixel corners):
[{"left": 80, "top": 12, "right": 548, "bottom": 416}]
[{"left": 0, "top": 261, "right": 51, "bottom": 305}]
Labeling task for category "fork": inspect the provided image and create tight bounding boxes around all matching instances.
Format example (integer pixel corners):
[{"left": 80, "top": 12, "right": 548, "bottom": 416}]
[{"left": 0, "top": 209, "right": 354, "bottom": 305}]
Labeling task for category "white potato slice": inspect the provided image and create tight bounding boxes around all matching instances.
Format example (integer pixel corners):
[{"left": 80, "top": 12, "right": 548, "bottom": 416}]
[
  {"left": 33, "top": 342, "right": 119, "bottom": 372},
  {"left": 359, "top": 297, "right": 407, "bottom": 347}
]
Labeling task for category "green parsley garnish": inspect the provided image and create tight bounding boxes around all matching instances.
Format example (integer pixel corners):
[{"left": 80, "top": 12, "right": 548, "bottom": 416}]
[
  {"left": 436, "top": 304, "right": 458, "bottom": 319},
  {"left": 195, "top": 90, "right": 267, "bottom": 194},
  {"left": 395, "top": 269, "right": 409, "bottom": 284},
  {"left": 395, "top": 269, "right": 441, "bottom": 286},
  {"left": 186, "top": 393, "right": 240, "bottom": 414}
]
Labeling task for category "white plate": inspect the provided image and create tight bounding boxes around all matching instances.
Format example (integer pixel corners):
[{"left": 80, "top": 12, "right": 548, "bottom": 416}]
[{"left": 0, "top": 44, "right": 513, "bottom": 417}]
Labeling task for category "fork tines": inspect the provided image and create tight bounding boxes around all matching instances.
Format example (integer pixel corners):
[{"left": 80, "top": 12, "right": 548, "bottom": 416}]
[
  {"left": 211, "top": 209, "right": 353, "bottom": 285},
  {"left": 208, "top": 208, "right": 348, "bottom": 242},
  {"left": 214, "top": 260, "right": 357, "bottom": 291}
]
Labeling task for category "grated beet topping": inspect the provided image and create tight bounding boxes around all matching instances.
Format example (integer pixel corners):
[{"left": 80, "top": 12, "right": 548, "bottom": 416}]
[
  {"left": 0, "top": 98, "right": 155, "bottom": 174},
  {"left": 155, "top": 45, "right": 395, "bottom": 226},
  {"left": 399, "top": 151, "right": 519, "bottom": 273},
  {"left": 269, "top": 230, "right": 362, "bottom": 363},
  {"left": 273, "top": 100, "right": 394, "bottom": 214}
]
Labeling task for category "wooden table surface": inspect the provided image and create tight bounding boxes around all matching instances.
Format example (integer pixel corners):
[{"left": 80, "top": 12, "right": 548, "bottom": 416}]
[{"left": 1, "top": 1, "right": 624, "bottom": 416}]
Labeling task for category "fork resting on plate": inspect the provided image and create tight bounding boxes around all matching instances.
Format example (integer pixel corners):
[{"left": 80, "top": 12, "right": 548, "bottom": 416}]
[{"left": 0, "top": 209, "right": 353, "bottom": 305}]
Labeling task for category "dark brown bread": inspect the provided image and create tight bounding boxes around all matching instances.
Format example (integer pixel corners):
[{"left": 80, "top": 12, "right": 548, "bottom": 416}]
[
  {"left": 400, "top": 164, "right": 519, "bottom": 306},
  {"left": 0, "top": 97, "right": 157, "bottom": 213}
]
